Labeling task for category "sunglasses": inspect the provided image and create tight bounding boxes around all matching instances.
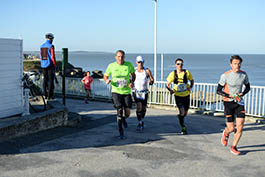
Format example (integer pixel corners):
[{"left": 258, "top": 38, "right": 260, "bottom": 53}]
[
  {"left": 137, "top": 61, "right": 143, "bottom": 63},
  {"left": 176, "top": 63, "right": 183, "bottom": 65}
]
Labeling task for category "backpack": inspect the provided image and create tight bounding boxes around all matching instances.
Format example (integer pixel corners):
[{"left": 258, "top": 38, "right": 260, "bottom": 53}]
[{"left": 173, "top": 69, "right": 187, "bottom": 84}]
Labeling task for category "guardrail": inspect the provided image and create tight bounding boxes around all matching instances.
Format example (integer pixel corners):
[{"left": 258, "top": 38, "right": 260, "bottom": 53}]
[
  {"left": 53, "top": 77, "right": 112, "bottom": 100},
  {"left": 37, "top": 77, "right": 265, "bottom": 118},
  {"left": 150, "top": 81, "right": 265, "bottom": 118}
]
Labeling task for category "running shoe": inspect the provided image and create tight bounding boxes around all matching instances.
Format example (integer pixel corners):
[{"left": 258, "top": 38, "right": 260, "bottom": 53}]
[
  {"left": 221, "top": 130, "right": 229, "bottom": 146},
  {"left": 119, "top": 131, "right": 125, "bottom": 140},
  {"left": 136, "top": 122, "right": 144, "bottom": 131},
  {"left": 141, "top": 121, "right": 144, "bottom": 130},
  {"left": 230, "top": 146, "right": 240, "bottom": 155},
  {"left": 136, "top": 123, "right": 142, "bottom": 131},
  {"left": 181, "top": 127, "right": 187, "bottom": 135}
]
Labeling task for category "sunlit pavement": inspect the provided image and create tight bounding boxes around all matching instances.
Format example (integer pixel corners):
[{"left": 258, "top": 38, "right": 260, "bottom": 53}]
[{"left": 1, "top": 99, "right": 265, "bottom": 177}]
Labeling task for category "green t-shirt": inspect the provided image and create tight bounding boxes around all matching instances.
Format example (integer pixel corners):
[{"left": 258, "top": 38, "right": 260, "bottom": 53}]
[{"left": 105, "top": 61, "right": 135, "bottom": 94}]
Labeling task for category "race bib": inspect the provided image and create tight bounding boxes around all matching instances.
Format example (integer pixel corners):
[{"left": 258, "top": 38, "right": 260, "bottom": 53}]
[
  {"left": 136, "top": 91, "right": 146, "bottom": 100},
  {"left": 177, "top": 84, "right": 187, "bottom": 92},
  {"left": 116, "top": 79, "right": 127, "bottom": 88}
]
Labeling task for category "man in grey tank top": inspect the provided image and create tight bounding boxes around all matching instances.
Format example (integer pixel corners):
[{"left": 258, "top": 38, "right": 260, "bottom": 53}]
[{"left": 217, "top": 55, "right": 250, "bottom": 155}]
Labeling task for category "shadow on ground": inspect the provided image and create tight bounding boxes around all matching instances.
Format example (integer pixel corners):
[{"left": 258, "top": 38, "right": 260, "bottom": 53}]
[{"left": 0, "top": 111, "right": 264, "bottom": 155}]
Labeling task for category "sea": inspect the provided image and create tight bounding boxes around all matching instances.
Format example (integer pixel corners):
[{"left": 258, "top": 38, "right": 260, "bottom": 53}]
[{"left": 55, "top": 53, "right": 265, "bottom": 86}]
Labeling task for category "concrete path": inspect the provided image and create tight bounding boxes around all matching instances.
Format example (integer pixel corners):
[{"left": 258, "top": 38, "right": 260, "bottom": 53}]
[{"left": 1, "top": 99, "right": 265, "bottom": 177}]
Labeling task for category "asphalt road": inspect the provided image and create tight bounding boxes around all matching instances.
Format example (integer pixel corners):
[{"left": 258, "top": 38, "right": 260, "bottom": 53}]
[{"left": 1, "top": 99, "right": 265, "bottom": 177}]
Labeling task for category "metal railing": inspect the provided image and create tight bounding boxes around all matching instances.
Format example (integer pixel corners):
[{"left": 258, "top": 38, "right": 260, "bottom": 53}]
[
  {"left": 37, "top": 77, "right": 265, "bottom": 118},
  {"left": 150, "top": 81, "right": 265, "bottom": 118},
  {"left": 52, "top": 77, "right": 112, "bottom": 100}
]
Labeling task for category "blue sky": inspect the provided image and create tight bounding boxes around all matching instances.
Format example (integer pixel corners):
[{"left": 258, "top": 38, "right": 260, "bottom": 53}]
[{"left": 1, "top": 0, "right": 265, "bottom": 54}]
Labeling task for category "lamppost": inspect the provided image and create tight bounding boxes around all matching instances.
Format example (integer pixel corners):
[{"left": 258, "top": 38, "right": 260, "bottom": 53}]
[{"left": 153, "top": 0, "right": 157, "bottom": 82}]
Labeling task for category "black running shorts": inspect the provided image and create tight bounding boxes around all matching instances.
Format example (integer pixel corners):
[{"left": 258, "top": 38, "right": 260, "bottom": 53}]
[
  {"left": 174, "top": 95, "right": 190, "bottom": 111},
  {"left": 224, "top": 101, "right": 245, "bottom": 122},
  {"left": 112, "top": 93, "right": 132, "bottom": 109},
  {"left": 133, "top": 93, "right": 148, "bottom": 106}
]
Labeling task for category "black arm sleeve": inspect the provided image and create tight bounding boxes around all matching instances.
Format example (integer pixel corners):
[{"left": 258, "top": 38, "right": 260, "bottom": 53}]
[
  {"left": 217, "top": 84, "right": 230, "bottom": 98},
  {"left": 166, "top": 84, "right": 172, "bottom": 91},
  {"left": 242, "top": 83, "right": 250, "bottom": 96}
]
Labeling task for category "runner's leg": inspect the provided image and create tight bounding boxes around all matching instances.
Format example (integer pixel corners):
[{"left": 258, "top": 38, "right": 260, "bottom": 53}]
[
  {"left": 47, "top": 67, "right": 55, "bottom": 99},
  {"left": 225, "top": 117, "right": 235, "bottom": 134},
  {"left": 136, "top": 102, "right": 143, "bottom": 121},
  {"left": 124, "top": 94, "right": 132, "bottom": 116},
  {"left": 43, "top": 68, "right": 48, "bottom": 99},
  {"left": 223, "top": 102, "right": 236, "bottom": 135},
  {"left": 141, "top": 93, "right": 148, "bottom": 120},
  {"left": 112, "top": 93, "right": 124, "bottom": 138},
  {"left": 232, "top": 118, "right": 245, "bottom": 147},
  {"left": 135, "top": 101, "right": 143, "bottom": 130},
  {"left": 178, "top": 107, "right": 185, "bottom": 127},
  {"left": 117, "top": 107, "right": 124, "bottom": 136}
]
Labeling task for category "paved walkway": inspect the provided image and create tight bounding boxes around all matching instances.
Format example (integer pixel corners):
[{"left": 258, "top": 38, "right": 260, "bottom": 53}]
[{"left": 1, "top": 99, "right": 265, "bottom": 177}]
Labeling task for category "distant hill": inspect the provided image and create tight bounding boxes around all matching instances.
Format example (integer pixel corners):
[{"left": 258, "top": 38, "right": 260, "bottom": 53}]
[
  {"left": 69, "top": 51, "right": 113, "bottom": 54},
  {"left": 24, "top": 51, "right": 113, "bottom": 55}
]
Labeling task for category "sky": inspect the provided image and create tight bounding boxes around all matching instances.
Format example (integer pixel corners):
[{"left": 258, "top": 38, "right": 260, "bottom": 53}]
[{"left": 1, "top": 0, "right": 265, "bottom": 54}]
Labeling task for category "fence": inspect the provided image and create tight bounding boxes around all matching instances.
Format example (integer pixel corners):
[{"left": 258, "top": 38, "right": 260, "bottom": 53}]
[
  {"left": 150, "top": 81, "right": 265, "bottom": 118},
  {"left": 37, "top": 77, "right": 265, "bottom": 118}
]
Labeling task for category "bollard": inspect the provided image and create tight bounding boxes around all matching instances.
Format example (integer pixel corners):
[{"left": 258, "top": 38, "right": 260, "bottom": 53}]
[
  {"left": 62, "top": 48, "right": 68, "bottom": 105},
  {"left": 22, "top": 88, "right": 30, "bottom": 116}
]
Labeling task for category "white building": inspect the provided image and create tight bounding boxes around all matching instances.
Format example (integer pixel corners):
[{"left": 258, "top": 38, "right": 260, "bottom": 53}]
[{"left": 0, "top": 38, "right": 23, "bottom": 118}]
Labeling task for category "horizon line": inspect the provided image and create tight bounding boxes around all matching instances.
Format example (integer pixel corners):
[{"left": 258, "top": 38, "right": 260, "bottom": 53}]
[{"left": 23, "top": 50, "right": 265, "bottom": 55}]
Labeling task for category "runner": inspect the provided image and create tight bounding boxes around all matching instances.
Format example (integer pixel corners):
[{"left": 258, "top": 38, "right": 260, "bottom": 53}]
[
  {"left": 166, "top": 58, "right": 194, "bottom": 135},
  {"left": 133, "top": 56, "right": 154, "bottom": 131},
  {"left": 104, "top": 50, "right": 135, "bottom": 139},
  {"left": 217, "top": 55, "right": 250, "bottom": 155},
  {"left": 81, "top": 71, "right": 93, "bottom": 104}
]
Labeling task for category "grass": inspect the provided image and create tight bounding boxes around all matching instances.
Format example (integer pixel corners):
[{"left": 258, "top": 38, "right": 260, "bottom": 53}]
[{"left": 23, "top": 60, "right": 75, "bottom": 73}]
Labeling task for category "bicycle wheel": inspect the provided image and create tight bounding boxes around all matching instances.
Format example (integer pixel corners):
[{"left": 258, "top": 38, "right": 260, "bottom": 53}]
[{"left": 29, "top": 85, "right": 46, "bottom": 112}]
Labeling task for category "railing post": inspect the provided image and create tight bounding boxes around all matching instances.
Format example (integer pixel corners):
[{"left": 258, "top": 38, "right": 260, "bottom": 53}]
[
  {"left": 161, "top": 53, "right": 163, "bottom": 81},
  {"left": 62, "top": 48, "right": 68, "bottom": 105},
  {"left": 22, "top": 88, "right": 30, "bottom": 116}
]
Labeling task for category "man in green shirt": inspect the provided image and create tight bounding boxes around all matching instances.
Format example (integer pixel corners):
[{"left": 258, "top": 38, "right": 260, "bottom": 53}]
[{"left": 104, "top": 50, "right": 135, "bottom": 139}]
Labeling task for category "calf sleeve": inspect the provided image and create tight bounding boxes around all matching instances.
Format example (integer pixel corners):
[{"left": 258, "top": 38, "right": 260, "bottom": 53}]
[
  {"left": 117, "top": 108, "right": 123, "bottom": 118},
  {"left": 117, "top": 108, "right": 123, "bottom": 132},
  {"left": 117, "top": 116, "right": 123, "bottom": 132},
  {"left": 178, "top": 115, "right": 185, "bottom": 128},
  {"left": 142, "top": 106, "right": 147, "bottom": 119},
  {"left": 136, "top": 111, "right": 142, "bottom": 121}
]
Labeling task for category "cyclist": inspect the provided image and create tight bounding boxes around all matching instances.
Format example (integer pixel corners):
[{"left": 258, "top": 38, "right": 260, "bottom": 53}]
[
  {"left": 40, "top": 33, "right": 56, "bottom": 100},
  {"left": 104, "top": 50, "right": 135, "bottom": 139},
  {"left": 166, "top": 58, "right": 194, "bottom": 135},
  {"left": 133, "top": 56, "right": 154, "bottom": 131},
  {"left": 217, "top": 55, "right": 250, "bottom": 155}
]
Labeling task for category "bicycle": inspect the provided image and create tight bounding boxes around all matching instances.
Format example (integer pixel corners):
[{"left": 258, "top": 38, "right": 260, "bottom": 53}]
[{"left": 22, "top": 72, "right": 46, "bottom": 112}]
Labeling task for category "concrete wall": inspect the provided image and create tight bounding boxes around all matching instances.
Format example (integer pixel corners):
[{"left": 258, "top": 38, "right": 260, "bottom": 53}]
[
  {"left": 0, "top": 38, "right": 23, "bottom": 118},
  {"left": 0, "top": 101, "right": 68, "bottom": 142}
]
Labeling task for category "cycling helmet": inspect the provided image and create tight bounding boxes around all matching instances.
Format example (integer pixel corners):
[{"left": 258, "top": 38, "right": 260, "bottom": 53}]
[{"left": 45, "top": 33, "right": 54, "bottom": 39}]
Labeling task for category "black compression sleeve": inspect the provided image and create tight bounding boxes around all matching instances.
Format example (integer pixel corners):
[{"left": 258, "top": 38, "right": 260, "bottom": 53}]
[
  {"left": 166, "top": 84, "right": 171, "bottom": 91},
  {"left": 242, "top": 83, "right": 250, "bottom": 96},
  {"left": 217, "top": 84, "right": 230, "bottom": 98}
]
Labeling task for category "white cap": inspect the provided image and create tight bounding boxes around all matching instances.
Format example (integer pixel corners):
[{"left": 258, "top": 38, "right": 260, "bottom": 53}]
[{"left": 136, "top": 56, "right": 144, "bottom": 63}]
